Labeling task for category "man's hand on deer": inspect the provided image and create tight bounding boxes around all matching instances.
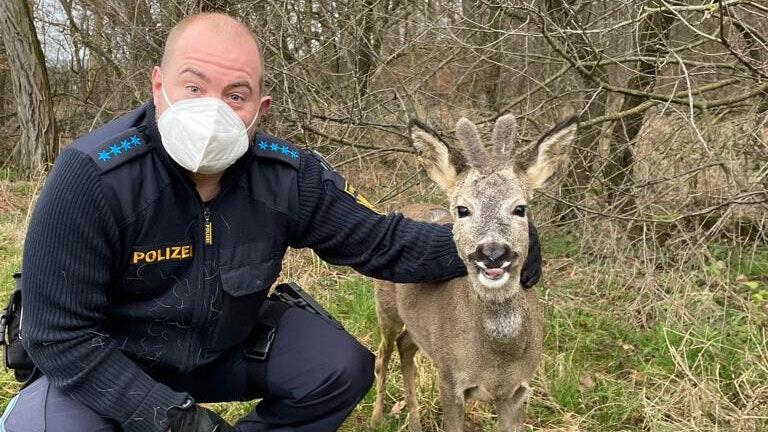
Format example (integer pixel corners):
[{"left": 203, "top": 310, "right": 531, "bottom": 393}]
[{"left": 521, "top": 223, "right": 541, "bottom": 288}]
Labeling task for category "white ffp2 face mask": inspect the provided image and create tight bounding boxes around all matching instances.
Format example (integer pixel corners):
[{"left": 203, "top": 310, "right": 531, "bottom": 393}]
[{"left": 157, "top": 84, "right": 259, "bottom": 174}]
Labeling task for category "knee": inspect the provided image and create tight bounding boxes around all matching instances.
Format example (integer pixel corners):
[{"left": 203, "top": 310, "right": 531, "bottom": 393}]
[
  {"left": 1, "top": 376, "right": 116, "bottom": 432},
  {"left": 344, "top": 344, "right": 375, "bottom": 398},
  {"left": 307, "top": 339, "right": 375, "bottom": 405}
]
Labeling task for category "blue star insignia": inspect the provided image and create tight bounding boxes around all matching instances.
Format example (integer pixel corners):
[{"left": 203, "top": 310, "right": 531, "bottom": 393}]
[
  {"left": 120, "top": 139, "right": 131, "bottom": 151},
  {"left": 289, "top": 150, "right": 299, "bottom": 160},
  {"left": 129, "top": 135, "right": 141, "bottom": 146},
  {"left": 269, "top": 143, "right": 280, "bottom": 152},
  {"left": 98, "top": 150, "right": 111, "bottom": 162},
  {"left": 110, "top": 145, "right": 122, "bottom": 156},
  {"left": 258, "top": 141, "right": 268, "bottom": 150},
  {"left": 280, "top": 145, "right": 291, "bottom": 155}
]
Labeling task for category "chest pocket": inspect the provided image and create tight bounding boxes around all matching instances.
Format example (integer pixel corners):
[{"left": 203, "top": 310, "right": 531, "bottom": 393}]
[{"left": 205, "top": 240, "right": 284, "bottom": 354}]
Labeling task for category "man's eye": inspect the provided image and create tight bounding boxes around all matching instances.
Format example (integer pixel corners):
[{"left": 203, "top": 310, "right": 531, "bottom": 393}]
[
  {"left": 456, "top": 206, "right": 471, "bottom": 218},
  {"left": 229, "top": 94, "right": 243, "bottom": 102},
  {"left": 513, "top": 205, "right": 526, "bottom": 217},
  {"left": 186, "top": 86, "right": 200, "bottom": 94}
]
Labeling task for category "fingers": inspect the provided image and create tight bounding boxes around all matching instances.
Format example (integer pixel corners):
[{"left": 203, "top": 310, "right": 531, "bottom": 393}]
[{"left": 520, "top": 222, "right": 542, "bottom": 289}]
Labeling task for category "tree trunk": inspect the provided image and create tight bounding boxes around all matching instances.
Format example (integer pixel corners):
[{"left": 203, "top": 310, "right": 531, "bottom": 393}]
[
  {"left": 462, "top": 1, "right": 505, "bottom": 111},
  {"left": 355, "top": 0, "right": 379, "bottom": 100},
  {"left": 602, "top": 5, "right": 672, "bottom": 213},
  {"left": 731, "top": 17, "right": 768, "bottom": 193},
  {"left": 482, "top": 5, "right": 504, "bottom": 111},
  {"left": 0, "top": 0, "right": 57, "bottom": 172},
  {"left": 732, "top": 19, "right": 768, "bottom": 113},
  {"left": 316, "top": 1, "right": 342, "bottom": 75},
  {"left": 0, "top": 43, "right": 8, "bottom": 112},
  {"left": 544, "top": 0, "right": 609, "bottom": 222},
  {"left": 302, "top": 0, "right": 314, "bottom": 49}
]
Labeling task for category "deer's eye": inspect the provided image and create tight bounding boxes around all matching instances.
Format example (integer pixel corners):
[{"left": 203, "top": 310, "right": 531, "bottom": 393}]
[
  {"left": 513, "top": 205, "right": 526, "bottom": 217},
  {"left": 456, "top": 206, "right": 471, "bottom": 218}
]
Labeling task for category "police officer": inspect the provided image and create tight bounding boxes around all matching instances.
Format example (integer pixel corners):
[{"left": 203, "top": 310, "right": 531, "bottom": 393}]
[{"left": 0, "top": 13, "right": 541, "bottom": 432}]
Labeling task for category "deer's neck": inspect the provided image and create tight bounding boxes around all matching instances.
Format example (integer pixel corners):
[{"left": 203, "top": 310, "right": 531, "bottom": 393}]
[{"left": 471, "top": 288, "right": 530, "bottom": 341}]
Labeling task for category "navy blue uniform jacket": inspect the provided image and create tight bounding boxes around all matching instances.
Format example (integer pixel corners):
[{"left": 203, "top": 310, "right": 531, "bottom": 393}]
[{"left": 20, "top": 103, "right": 467, "bottom": 432}]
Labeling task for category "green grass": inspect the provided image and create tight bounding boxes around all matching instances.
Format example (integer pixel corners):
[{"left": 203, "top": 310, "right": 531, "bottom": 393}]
[
  {"left": 708, "top": 242, "right": 768, "bottom": 304},
  {"left": 325, "top": 278, "right": 380, "bottom": 342},
  {"left": 540, "top": 228, "right": 581, "bottom": 259},
  {"left": 0, "top": 168, "right": 26, "bottom": 184},
  {"left": 709, "top": 242, "right": 768, "bottom": 281},
  {"left": 0, "top": 212, "right": 25, "bottom": 410}
]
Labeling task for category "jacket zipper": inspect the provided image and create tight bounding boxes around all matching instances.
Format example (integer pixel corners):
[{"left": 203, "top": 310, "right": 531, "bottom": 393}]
[
  {"left": 185, "top": 185, "right": 237, "bottom": 370},
  {"left": 183, "top": 203, "right": 215, "bottom": 370},
  {"left": 203, "top": 207, "right": 213, "bottom": 246}
]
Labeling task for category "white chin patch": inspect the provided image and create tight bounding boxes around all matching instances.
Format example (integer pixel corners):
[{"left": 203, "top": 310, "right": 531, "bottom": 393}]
[{"left": 477, "top": 270, "right": 511, "bottom": 289}]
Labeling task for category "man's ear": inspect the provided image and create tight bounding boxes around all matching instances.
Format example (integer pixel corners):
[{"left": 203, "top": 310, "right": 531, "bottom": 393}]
[
  {"left": 151, "top": 66, "right": 164, "bottom": 111},
  {"left": 526, "top": 115, "right": 578, "bottom": 189},
  {"left": 258, "top": 95, "right": 272, "bottom": 117},
  {"left": 409, "top": 120, "right": 459, "bottom": 192}
]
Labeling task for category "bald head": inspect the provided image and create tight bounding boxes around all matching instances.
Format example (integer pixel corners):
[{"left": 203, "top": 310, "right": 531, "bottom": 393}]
[{"left": 161, "top": 13, "right": 264, "bottom": 90}]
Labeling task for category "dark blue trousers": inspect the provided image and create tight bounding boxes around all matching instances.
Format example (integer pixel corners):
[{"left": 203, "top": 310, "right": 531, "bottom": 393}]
[{"left": 1, "top": 307, "right": 375, "bottom": 432}]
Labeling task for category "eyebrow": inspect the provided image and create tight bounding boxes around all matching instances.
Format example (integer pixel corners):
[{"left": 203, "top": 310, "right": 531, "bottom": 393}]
[
  {"left": 179, "top": 67, "right": 209, "bottom": 82},
  {"left": 224, "top": 81, "right": 252, "bottom": 94},
  {"left": 180, "top": 68, "right": 252, "bottom": 94}
]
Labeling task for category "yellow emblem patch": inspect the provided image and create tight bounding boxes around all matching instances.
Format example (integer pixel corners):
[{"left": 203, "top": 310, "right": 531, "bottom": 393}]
[
  {"left": 344, "top": 183, "right": 383, "bottom": 215},
  {"left": 131, "top": 245, "right": 193, "bottom": 264}
]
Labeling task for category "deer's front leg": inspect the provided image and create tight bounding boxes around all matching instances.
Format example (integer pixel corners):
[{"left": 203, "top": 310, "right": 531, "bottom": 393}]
[
  {"left": 494, "top": 382, "right": 530, "bottom": 432},
  {"left": 397, "top": 331, "right": 422, "bottom": 432},
  {"left": 371, "top": 334, "right": 396, "bottom": 429},
  {"left": 437, "top": 374, "right": 465, "bottom": 432}
]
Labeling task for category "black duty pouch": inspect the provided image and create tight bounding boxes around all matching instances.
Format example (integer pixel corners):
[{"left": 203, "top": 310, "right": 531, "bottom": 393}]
[
  {"left": 271, "top": 282, "right": 344, "bottom": 331},
  {"left": 1, "top": 272, "right": 40, "bottom": 388},
  {"left": 245, "top": 282, "right": 344, "bottom": 396},
  {"left": 245, "top": 282, "right": 345, "bottom": 362}
]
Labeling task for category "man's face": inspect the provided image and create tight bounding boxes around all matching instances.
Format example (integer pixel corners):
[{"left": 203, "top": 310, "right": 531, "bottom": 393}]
[{"left": 151, "top": 25, "right": 271, "bottom": 138}]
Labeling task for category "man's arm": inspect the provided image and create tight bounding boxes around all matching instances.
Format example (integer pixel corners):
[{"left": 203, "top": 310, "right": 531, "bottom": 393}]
[
  {"left": 21, "top": 149, "right": 188, "bottom": 432},
  {"left": 289, "top": 152, "right": 542, "bottom": 286}
]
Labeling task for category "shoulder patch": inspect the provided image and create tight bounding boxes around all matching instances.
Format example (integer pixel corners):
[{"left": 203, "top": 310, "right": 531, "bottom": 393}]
[
  {"left": 309, "top": 149, "right": 335, "bottom": 172},
  {"left": 87, "top": 128, "right": 152, "bottom": 173},
  {"left": 310, "top": 150, "right": 345, "bottom": 190},
  {"left": 343, "top": 183, "right": 383, "bottom": 215},
  {"left": 254, "top": 135, "right": 300, "bottom": 169},
  {"left": 310, "top": 150, "right": 384, "bottom": 215}
]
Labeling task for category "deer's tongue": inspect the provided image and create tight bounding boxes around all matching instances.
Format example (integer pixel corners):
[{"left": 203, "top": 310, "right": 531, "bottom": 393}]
[{"left": 483, "top": 268, "right": 505, "bottom": 280}]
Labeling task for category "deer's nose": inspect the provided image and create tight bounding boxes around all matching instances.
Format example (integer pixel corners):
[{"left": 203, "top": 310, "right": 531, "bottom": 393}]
[{"left": 473, "top": 243, "right": 518, "bottom": 267}]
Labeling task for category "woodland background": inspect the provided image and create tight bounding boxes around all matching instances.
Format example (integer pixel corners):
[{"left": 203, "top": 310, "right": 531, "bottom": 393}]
[{"left": 0, "top": 0, "right": 767, "bottom": 430}]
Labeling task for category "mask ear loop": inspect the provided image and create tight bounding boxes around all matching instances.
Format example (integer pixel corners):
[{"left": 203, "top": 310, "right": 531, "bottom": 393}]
[
  {"left": 244, "top": 109, "right": 260, "bottom": 133},
  {"left": 160, "top": 76, "right": 176, "bottom": 112}
]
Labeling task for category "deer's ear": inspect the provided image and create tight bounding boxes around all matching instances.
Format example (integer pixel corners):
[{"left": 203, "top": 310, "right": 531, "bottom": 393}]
[
  {"left": 410, "top": 120, "right": 459, "bottom": 192},
  {"left": 526, "top": 115, "right": 578, "bottom": 189},
  {"left": 493, "top": 114, "right": 517, "bottom": 159},
  {"left": 455, "top": 118, "right": 491, "bottom": 173}
]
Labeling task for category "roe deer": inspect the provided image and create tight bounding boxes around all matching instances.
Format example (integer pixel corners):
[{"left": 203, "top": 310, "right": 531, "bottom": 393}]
[{"left": 371, "top": 114, "right": 577, "bottom": 431}]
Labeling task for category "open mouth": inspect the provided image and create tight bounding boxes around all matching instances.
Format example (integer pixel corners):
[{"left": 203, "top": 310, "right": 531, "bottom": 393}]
[{"left": 474, "top": 261, "right": 512, "bottom": 287}]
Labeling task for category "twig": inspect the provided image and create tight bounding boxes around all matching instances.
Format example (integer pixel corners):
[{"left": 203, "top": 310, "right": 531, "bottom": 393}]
[
  {"left": 539, "top": 190, "right": 768, "bottom": 224},
  {"left": 645, "top": 0, "right": 748, "bottom": 12},
  {"left": 299, "top": 122, "right": 415, "bottom": 154},
  {"left": 718, "top": 1, "right": 768, "bottom": 80},
  {"left": 670, "top": 50, "right": 711, "bottom": 154}
]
